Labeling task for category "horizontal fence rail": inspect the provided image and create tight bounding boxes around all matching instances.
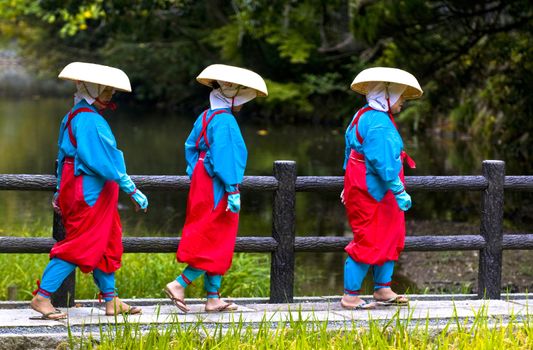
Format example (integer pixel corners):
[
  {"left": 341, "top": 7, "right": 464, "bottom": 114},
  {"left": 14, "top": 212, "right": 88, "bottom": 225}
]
[
  {"left": 2, "top": 174, "right": 533, "bottom": 192},
  {"left": 2, "top": 234, "right": 533, "bottom": 255},
  {"left": 1, "top": 160, "right": 533, "bottom": 306}
]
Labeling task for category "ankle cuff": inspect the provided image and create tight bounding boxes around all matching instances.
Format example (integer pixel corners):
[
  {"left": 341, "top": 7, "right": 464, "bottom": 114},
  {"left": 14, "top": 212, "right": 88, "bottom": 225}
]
[{"left": 344, "top": 289, "right": 361, "bottom": 296}]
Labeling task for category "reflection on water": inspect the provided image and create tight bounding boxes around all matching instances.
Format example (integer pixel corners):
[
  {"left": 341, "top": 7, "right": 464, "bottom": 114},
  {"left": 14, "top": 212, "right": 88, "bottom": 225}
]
[{"left": 0, "top": 98, "right": 530, "bottom": 296}]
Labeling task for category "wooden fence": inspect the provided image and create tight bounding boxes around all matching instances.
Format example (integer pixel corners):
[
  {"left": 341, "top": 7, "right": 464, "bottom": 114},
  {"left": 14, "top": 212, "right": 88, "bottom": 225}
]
[{"left": 1, "top": 160, "right": 533, "bottom": 307}]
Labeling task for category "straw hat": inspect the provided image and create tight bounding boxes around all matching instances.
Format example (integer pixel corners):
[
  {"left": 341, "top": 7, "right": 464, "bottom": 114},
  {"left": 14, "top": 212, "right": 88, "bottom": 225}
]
[
  {"left": 196, "top": 64, "right": 268, "bottom": 97},
  {"left": 58, "top": 62, "right": 132, "bottom": 92},
  {"left": 351, "top": 67, "right": 422, "bottom": 99}
]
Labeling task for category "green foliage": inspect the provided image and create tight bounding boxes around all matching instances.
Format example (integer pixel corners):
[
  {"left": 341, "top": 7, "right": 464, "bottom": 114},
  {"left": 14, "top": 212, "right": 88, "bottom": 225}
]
[{"left": 1, "top": 0, "right": 532, "bottom": 170}]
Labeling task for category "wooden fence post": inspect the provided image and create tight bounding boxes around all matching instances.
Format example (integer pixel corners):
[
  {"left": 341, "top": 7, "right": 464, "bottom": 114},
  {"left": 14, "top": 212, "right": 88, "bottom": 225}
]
[
  {"left": 270, "top": 161, "right": 296, "bottom": 303},
  {"left": 477, "top": 160, "right": 505, "bottom": 299}
]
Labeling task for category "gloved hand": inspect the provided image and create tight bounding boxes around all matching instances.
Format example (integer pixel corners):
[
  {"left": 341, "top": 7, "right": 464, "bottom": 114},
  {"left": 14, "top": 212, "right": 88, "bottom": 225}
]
[
  {"left": 386, "top": 177, "right": 412, "bottom": 211},
  {"left": 394, "top": 191, "right": 412, "bottom": 211},
  {"left": 52, "top": 192, "right": 61, "bottom": 215},
  {"left": 226, "top": 193, "right": 241, "bottom": 213},
  {"left": 130, "top": 189, "right": 148, "bottom": 212}
]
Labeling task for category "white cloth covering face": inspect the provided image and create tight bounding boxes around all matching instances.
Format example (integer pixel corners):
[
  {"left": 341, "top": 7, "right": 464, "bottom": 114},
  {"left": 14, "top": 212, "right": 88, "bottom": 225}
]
[
  {"left": 366, "top": 82, "right": 407, "bottom": 112},
  {"left": 209, "top": 80, "right": 257, "bottom": 110},
  {"left": 74, "top": 81, "right": 108, "bottom": 105}
]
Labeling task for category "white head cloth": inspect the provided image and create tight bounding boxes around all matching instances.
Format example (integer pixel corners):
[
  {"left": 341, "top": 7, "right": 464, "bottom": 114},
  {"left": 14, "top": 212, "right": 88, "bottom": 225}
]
[
  {"left": 74, "top": 81, "right": 107, "bottom": 105},
  {"left": 366, "top": 82, "right": 407, "bottom": 112},
  {"left": 209, "top": 80, "right": 257, "bottom": 110}
]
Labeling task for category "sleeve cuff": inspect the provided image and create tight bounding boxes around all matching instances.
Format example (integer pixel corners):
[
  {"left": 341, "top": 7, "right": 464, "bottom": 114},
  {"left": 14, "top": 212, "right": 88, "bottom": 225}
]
[
  {"left": 118, "top": 174, "right": 136, "bottom": 194},
  {"left": 225, "top": 184, "right": 239, "bottom": 193}
]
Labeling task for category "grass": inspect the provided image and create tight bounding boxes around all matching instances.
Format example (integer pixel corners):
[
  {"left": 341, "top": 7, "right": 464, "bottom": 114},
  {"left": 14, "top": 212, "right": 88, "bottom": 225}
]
[
  {"left": 0, "top": 252, "right": 271, "bottom": 301},
  {"left": 60, "top": 305, "right": 533, "bottom": 349},
  {"left": 0, "top": 223, "right": 325, "bottom": 301},
  {"left": 0, "top": 222, "right": 274, "bottom": 300}
]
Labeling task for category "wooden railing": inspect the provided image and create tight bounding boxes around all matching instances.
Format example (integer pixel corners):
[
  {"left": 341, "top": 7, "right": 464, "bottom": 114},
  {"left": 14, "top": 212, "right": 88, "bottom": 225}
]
[{"left": 1, "top": 160, "right": 533, "bottom": 306}]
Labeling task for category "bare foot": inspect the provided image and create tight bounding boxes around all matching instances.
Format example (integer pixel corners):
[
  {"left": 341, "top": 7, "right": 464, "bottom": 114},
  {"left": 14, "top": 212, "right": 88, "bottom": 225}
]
[
  {"left": 105, "top": 297, "right": 142, "bottom": 316},
  {"left": 165, "top": 280, "right": 190, "bottom": 312},
  {"left": 205, "top": 298, "right": 238, "bottom": 312},
  {"left": 30, "top": 295, "right": 67, "bottom": 320},
  {"left": 340, "top": 294, "right": 367, "bottom": 309},
  {"left": 373, "top": 288, "right": 408, "bottom": 304}
]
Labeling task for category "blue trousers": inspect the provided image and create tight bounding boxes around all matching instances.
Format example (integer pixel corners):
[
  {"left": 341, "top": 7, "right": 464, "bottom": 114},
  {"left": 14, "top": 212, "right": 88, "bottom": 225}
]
[
  {"left": 344, "top": 256, "right": 395, "bottom": 295},
  {"left": 37, "top": 258, "right": 117, "bottom": 301},
  {"left": 176, "top": 266, "right": 222, "bottom": 298}
]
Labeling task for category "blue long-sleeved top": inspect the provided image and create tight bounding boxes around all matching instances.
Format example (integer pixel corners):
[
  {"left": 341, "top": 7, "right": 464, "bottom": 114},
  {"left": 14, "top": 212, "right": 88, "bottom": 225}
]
[
  {"left": 184, "top": 108, "right": 247, "bottom": 208},
  {"left": 344, "top": 106, "right": 404, "bottom": 201},
  {"left": 56, "top": 100, "right": 136, "bottom": 205}
]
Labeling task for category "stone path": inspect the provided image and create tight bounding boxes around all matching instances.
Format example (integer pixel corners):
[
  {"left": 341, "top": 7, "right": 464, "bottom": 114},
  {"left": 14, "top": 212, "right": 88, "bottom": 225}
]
[{"left": 0, "top": 294, "right": 530, "bottom": 349}]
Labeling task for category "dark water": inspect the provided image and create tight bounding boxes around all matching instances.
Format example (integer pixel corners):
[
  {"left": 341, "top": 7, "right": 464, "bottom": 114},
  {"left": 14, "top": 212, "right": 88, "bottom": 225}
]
[{"left": 0, "top": 98, "right": 530, "bottom": 295}]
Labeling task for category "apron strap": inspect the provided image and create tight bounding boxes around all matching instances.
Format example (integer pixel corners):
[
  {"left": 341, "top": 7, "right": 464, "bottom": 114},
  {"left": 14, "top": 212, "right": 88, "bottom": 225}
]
[
  {"left": 348, "top": 106, "right": 373, "bottom": 145},
  {"left": 195, "top": 109, "right": 228, "bottom": 150},
  {"left": 349, "top": 106, "right": 416, "bottom": 168},
  {"left": 64, "top": 107, "right": 95, "bottom": 148},
  {"left": 387, "top": 112, "right": 417, "bottom": 169},
  {"left": 401, "top": 151, "right": 416, "bottom": 169}
]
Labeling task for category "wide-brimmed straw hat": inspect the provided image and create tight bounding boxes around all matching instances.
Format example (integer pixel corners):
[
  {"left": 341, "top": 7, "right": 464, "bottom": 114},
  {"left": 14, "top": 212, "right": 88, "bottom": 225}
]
[
  {"left": 196, "top": 64, "right": 268, "bottom": 97},
  {"left": 58, "top": 62, "right": 132, "bottom": 92},
  {"left": 351, "top": 67, "right": 422, "bottom": 99}
]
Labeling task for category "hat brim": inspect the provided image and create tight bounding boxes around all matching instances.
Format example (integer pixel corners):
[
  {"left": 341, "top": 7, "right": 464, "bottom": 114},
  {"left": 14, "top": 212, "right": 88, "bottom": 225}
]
[
  {"left": 197, "top": 64, "right": 268, "bottom": 97},
  {"left": 351, "top": 67, "right": 422, "bottom": 99},
  {"left": 58, "top": 62, "right": 132, "bottom": 92}
]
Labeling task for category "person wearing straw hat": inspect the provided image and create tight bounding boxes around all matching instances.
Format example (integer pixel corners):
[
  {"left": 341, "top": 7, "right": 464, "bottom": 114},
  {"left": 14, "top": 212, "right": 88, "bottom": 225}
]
[
  {"left": 340, "top": 67, "right": 422, "bottom": 309},
  {"left": 30, "top": 62, "right": 148, "bottom": 320},
  {"left": 164, "top": 64, "right": 267, "bottom": 313}
]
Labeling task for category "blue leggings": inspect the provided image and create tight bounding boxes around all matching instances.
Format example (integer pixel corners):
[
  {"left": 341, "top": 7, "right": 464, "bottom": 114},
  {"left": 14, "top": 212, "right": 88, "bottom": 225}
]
[
  {"left": 37, "top": 258, "right": 117, "bottom": 301},
  {"left": 176, "top": 266, "right": 222, "bottom": 299},
  {"left": 344, "top": 256, "right": 395, "bottom": 295}
]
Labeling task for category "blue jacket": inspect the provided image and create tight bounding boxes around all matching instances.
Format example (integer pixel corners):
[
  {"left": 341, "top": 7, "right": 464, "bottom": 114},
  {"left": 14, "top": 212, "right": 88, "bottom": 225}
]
[
  {"left": 184, "top": 108, "right": 247, "bottom": 207},
  {"left": 344, "top": 106, "right": 403, "bottom": 201}
]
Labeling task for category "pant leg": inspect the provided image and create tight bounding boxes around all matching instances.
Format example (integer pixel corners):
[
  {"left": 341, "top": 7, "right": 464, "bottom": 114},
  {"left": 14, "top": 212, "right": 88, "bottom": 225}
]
[
  {"left": 373, "top": 260, "right": 395, "bottom": 290},
  {"left": 93, "top": 268, "right": 116, "bottom": 301},
  {"left": 204, "top": 274, "right": 222, "bottom": 299},
  {"left": 37, "top": 258, "right": 77, "bottom": 298},
  {"left": 176, "top": 265, "right": 205, "bottom": 288},
  {"left": 344, "top": 256, "right": 370, "bottom": 296}
]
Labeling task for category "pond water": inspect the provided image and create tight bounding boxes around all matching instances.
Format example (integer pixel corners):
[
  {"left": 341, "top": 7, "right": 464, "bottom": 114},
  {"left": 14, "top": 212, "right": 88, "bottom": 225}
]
[{"left": 0, "top": 98, "right": 530, "bottom": 296}]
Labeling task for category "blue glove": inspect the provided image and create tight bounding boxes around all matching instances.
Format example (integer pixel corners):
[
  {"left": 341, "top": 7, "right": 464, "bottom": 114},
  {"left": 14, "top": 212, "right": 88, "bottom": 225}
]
[
  {"left": 386, "top": 177, "right": 412, "bottom": 211},
  {"left": 394, "top": 191, "right": 412, "bottom": 211},
  {"left": 130, "top": 189, "right": 148, "bottom": 212},
  {"left": 226, "top": 193, "right": 241, "bottom": 213}
]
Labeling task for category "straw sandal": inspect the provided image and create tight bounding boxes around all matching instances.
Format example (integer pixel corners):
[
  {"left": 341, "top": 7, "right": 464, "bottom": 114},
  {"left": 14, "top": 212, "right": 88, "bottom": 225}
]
[
  {"left": 105, "top": 305, "right": 142, "bottom": 316},
  {"left": 340, "top": 299, "right": 376, "bottom": 310},
  {"left": 374, "top": 295, "right": 409, "bottom": 306},
  {"left": 205, "top": 301, "right": 238, "bottom": 313},
  {"left": 29, "top": 309, "right": 67, "bottom": 320},
  {"left": 163, "top": 287, "right": 190, "bottom": 313}
]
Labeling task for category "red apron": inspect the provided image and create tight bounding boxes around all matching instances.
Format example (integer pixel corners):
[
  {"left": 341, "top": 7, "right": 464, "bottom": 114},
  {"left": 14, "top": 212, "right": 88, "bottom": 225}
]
[
  {"left": 49, "top": 107, "right": 123, "bottom": 273},
  {"left": 344, "top": 107, "right": 415, "bottom": 266},
  {"left": 177, "top": 110, "right": 239, "bottom": 275}
]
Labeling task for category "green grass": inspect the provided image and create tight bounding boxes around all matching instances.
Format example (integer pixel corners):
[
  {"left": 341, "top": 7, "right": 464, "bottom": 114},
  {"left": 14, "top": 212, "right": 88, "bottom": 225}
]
[
  {"left": 0, "top": 252, "right": 271, "bottom": 301},
  {"left": 61, "top": 307, "right": 533, "bottom": 349},
  {"left": 0, "top": 222, "right": 325, "bottom": 301},
  {"left": 0, "top": 222, "right": 273, "bottom": 300}
]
